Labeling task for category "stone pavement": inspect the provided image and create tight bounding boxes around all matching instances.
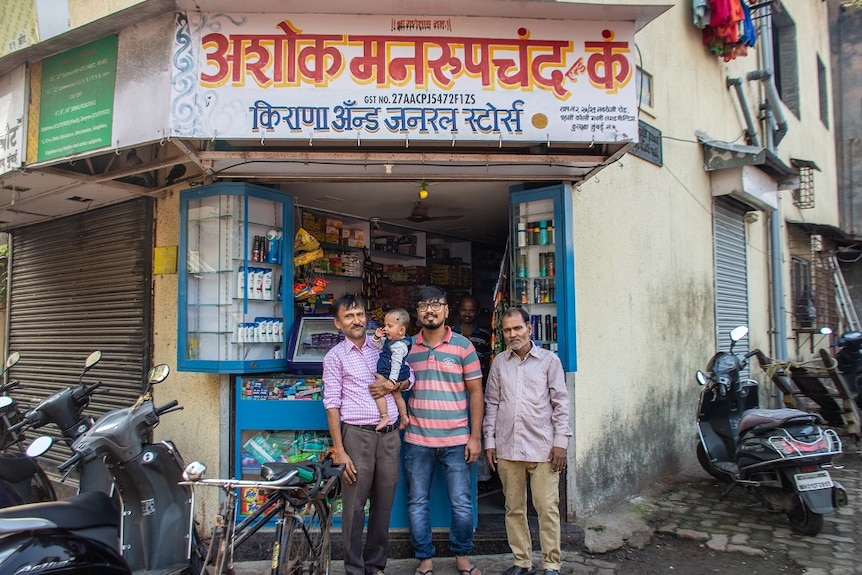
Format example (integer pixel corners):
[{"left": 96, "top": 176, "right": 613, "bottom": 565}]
[{"left": 232, "top": 450, "right": 862, "bottom": 575}]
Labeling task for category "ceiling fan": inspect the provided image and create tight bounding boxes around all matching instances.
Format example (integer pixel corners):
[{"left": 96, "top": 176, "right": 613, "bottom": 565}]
[{"left": 405, "top": 201, "right": 463, "bottom": 223}]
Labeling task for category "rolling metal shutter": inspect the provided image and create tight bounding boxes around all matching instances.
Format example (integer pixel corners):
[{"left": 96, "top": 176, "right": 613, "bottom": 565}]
[
  {"left": 712, "top": 198, "right": 749, "bottom": 356},
  {"left": 7, "top": 198, "right": 153, "bottom": 476}
]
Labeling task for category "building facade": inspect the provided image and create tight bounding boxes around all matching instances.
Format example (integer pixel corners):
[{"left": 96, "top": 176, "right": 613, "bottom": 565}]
[{"left": 0, "top": 0, "right": 843, "bottom": 524}]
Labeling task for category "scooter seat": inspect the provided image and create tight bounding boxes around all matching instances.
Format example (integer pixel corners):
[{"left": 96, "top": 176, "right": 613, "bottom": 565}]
[
  {"left": 0, "top": 490, "right": 119, "bottom": 531},
  {"left": 0, "top": 453, "right": 40, "bottom": 483},
  {"left": 739, "top": 408, "right": 819, "bottom": 435}
]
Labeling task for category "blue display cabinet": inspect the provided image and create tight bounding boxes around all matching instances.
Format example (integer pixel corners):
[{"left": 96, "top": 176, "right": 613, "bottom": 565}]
[
  {"left": 234, "top": 316, "right": 476, "bottom": 529},
  {"left": 178, "top": 182, "right": 294, "bottom": 373},
  {"left": 510, "top": 184, "right": 576, "bottom": 371}
]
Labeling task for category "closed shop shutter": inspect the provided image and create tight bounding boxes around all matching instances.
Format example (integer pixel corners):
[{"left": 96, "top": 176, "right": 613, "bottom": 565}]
[
  {"left": 712, "top": 198, "right": 749, "bottom": 356},
  {"left": 7, "top": 198, "right": 153, "bottom": 477}
]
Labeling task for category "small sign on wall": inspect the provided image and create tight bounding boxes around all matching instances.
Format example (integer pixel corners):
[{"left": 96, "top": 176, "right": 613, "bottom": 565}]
[
  {"left": 154, "top": 246, "right": 178, "bottom": 274},
  {"left": 630, "top": 120, "right": 662, "bottom": 167}
]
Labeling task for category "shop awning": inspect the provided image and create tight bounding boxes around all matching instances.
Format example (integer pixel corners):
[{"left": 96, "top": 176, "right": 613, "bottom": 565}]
[{"left": 0, "top": 1, "right": 670, "bottom": 234}]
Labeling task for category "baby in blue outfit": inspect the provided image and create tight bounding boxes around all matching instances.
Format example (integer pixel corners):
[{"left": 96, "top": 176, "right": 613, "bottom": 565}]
[{"left": 371, "top": 308, "right": 412, "bottom": 430}]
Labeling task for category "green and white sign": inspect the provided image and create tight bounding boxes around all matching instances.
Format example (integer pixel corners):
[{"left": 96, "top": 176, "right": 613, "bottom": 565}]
[{"left": 38, "top": 35, "right": 117, "bottom": 162}]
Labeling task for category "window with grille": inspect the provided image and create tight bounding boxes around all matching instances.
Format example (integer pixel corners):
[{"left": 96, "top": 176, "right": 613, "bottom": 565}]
[{"left": 790, "top": 254, "right": 838, "bottom": 332}]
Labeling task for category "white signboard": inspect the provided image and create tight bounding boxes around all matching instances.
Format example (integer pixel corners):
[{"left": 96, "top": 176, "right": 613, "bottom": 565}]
[
  {"left": 0, "top": 65, "right": 26, "bottom": 175},
  {"left": 171, "top": 13, "right": 638, "bottom": 145}
]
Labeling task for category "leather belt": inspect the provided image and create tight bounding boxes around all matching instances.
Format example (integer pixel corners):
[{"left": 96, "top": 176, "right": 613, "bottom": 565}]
[{"left": 349, "top": 422, "right": 399, "bottom": 434}]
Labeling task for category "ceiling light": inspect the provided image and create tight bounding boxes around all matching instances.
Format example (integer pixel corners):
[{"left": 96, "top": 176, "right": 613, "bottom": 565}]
[{"left": 418, "top": 181, "right": 429, "bottom": 200}]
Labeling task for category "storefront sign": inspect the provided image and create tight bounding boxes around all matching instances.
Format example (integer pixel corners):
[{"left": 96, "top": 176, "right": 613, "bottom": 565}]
[
  {"left": 0, "top": 65, "right": 26, "bottom": 175},
  {"left": 37, "top": 35, "right": 118, "bottom": 162},
  {"left": 630, "top": 120, "right": 662, "bottom": 166},
  {"left": 171, "top": 13, "right": 638, "bottom": 144}
]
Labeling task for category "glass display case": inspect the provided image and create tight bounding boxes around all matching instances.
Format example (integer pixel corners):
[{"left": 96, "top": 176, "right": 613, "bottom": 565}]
[
  {"left": 287, "top": 315, "right": 343, "bottom": 371},
  {"left": 178, "top": 182, "right": 294, "bottom": 373},
  {"left": 509, "top": 185, "right": 576, "bottom": 371}
]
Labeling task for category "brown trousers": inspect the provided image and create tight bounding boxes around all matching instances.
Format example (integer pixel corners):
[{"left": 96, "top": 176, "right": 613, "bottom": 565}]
[{"left": 340, "top": 424, "right": 402, "bottom": 575}]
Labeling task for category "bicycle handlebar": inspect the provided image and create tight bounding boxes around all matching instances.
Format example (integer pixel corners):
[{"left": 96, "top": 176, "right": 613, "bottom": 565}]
[{"left": 182, "top": 459, "right": 344, "bottom": 500}]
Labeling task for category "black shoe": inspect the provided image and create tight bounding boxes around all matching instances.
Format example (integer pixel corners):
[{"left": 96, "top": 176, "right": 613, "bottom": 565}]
[{"left": 503, "top": 567, "right": 535, "bottom": 575}]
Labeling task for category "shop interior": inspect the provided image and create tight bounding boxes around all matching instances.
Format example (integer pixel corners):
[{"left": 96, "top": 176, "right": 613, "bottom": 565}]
[{"left": 282, "top": 179, "right": 515, "bottom": 514}]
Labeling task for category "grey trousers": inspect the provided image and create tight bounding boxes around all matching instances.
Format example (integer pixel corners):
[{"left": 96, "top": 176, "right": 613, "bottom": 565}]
[{"left": 340, "top": 424, "right": 402, "bottom": 575}]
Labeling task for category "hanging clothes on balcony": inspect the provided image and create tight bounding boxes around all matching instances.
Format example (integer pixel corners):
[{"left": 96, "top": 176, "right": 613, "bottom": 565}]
[{"left": 693, "top": 0, "right": 757, "bottom": 61}]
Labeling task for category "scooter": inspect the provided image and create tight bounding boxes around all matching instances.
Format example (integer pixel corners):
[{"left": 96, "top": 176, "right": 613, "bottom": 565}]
[
  {"left": 0, "top": 428, "right": 56, "bottom": 508},
  {"left": 695, "top": 325, "right": 848, "bottom": 536},
  {"left": 0, "top": 352, "right": 57, "bottom": 508},
  {"left": 5, "top": 350, "right": 115, "bottom": 494},
  {"left": 0, "top": 363, "right": 204, "bottom": 575},
  {"left": 833, "top": 330, "right": 862, "bottom": 407}
]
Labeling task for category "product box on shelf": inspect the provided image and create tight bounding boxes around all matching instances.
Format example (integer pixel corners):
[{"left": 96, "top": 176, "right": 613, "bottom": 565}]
[
  {"left": 241, "top": 376, "right": 324, "bottom": 400},
  {"left": 241, "top": 430, "right": 332, "bottom": 468}
]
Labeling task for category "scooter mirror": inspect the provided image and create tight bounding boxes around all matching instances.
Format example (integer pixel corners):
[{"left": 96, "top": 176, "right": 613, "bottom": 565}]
[
  {"left": 5, "top": 351, "right": 20, "bottom": 370},
  {"left": 696, "top": 371, "right": 709, "bottom": 386},
  {"left": 819, "top": 327, "right": 833, "bottom": 335},
  {"left": 729, "top": 325, "right": 749, "bottom": 342},
  {"left": 84, "top": 350, "right": 102, "bottom": 371},
  {"left": 183, "top": 460, "right": 207, "bottom": 481},
  {"left": 0, "top": 396, "right": 13, "bottom": 409},
  {"left": 25, "top": 435, "right": 53, "bottom": 458},
  {"left": 148, "top": 364, "right": 170, "bottom": 385}
]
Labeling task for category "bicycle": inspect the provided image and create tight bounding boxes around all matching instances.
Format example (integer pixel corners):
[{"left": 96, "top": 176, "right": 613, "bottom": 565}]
[{"left": 183, "top": 456, "right": 344, "bottom": 575}]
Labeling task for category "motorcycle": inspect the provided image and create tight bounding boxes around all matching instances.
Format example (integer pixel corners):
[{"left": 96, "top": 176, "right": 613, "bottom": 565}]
[
  {"left": 695, "top": 325, "right": 848, "bottom": 535},
  {"left": 0, "top": 352, "right": 57, "bottom": 508},
  {"left": 833, "top": 330, "right": 862, "bottom": 407},
  {"left": 0, "top": 363, "right": 204, "bottom": 575}
]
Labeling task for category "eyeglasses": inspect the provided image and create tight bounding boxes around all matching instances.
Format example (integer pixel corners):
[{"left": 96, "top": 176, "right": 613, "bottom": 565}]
[{"left": 417, "top": 301, "right": 445, "bottom": 312}]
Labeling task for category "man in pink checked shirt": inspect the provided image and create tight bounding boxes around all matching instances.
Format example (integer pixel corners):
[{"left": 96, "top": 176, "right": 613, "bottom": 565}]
[{"left": 323, "top": 294, "right": 413, "bottom": 575}]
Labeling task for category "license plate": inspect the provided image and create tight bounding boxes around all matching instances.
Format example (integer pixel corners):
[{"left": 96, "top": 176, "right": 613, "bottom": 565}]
[{"left": 794, "top": 470, "right": 834, "bottom": 492}]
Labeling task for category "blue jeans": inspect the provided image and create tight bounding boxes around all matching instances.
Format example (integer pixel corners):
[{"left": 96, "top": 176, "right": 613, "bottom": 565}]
[{"left": 403, "top": 442, "right": 475, "bottom": 559}]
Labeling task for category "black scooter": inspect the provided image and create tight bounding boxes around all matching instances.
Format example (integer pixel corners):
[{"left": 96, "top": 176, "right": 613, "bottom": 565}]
[
  {"left": 6, "top": 350, "right": 114, "bottom": 494},
  {"left": 0, "top": 363, "right": 204, "bottom": 575},
  {"left": 0, "top": 352, "right": 57, "bottom": 508},
  {"left": 696, "top": 325, "right": 848, "bottom": 535},
  {"left": 833, "top": 330, "right": 862, "bottom": 407}
]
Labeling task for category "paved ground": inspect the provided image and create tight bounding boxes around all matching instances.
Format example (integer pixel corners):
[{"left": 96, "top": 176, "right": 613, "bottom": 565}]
[{"left": 232, "top": 449, "right": 862, "bottom": 575}]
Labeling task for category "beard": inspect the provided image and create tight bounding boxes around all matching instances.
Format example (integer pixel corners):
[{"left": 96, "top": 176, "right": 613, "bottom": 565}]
[{"left": 419, "top": 316, "right": 445, "bottom": 330}]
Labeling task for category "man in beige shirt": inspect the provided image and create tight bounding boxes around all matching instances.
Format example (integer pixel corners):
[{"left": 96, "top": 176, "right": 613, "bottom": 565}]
[{"left": 483, "top": 307, "right": 572, "bottom": 575}]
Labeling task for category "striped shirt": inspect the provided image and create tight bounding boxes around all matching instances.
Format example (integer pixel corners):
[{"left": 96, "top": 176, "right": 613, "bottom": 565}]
[
  {"left": 322, "top": 335, "right": 400, "bottom": 426},
  {"left": 404, "top": 326, "right": 483, "bottom": 447}
]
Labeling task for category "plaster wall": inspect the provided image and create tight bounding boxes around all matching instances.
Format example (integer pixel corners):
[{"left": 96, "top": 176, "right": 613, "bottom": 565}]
[
  {"left": 565, "top": 0, "right": 833, "bottom": 515},
  {"left": 151, "top": 187, "right": 224, "bottom": 522},
  {"left": 113, "top": 14, "right": 173, "bottom": 147},
  {"left": 68, "top": 0, "right": 145, "bottom": 30}
]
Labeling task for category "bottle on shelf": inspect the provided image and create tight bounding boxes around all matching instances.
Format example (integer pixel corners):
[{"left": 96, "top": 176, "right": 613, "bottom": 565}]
[
  {"left": 539, "top": 221, "right": 548, "bottom": 245},
  {"left": 517, "top": 220, "right": 527, "bottom": 248},
  {"left": 518, "top": 252, "right": 527, "bottom": 278}
]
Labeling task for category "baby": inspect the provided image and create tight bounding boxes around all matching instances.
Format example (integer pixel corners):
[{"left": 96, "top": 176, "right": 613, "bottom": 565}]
[{"left": 371, "top": 308, "right": 411, "bottom": 430}]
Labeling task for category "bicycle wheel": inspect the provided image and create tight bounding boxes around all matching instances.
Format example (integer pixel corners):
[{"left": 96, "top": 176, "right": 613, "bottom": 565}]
[{"left": 277, "top": 499, "right": 331, "bottom": 575}]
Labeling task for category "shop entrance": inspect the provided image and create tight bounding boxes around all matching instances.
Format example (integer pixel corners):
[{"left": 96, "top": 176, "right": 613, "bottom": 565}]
[{"left": 284, "top": 179, "right": 513, "bottom": 520}]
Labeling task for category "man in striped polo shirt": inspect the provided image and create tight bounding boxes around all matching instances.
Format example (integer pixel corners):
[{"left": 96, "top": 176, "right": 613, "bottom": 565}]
[{"left": 404, "top": 285, "right": 485, "bottom": 575}]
